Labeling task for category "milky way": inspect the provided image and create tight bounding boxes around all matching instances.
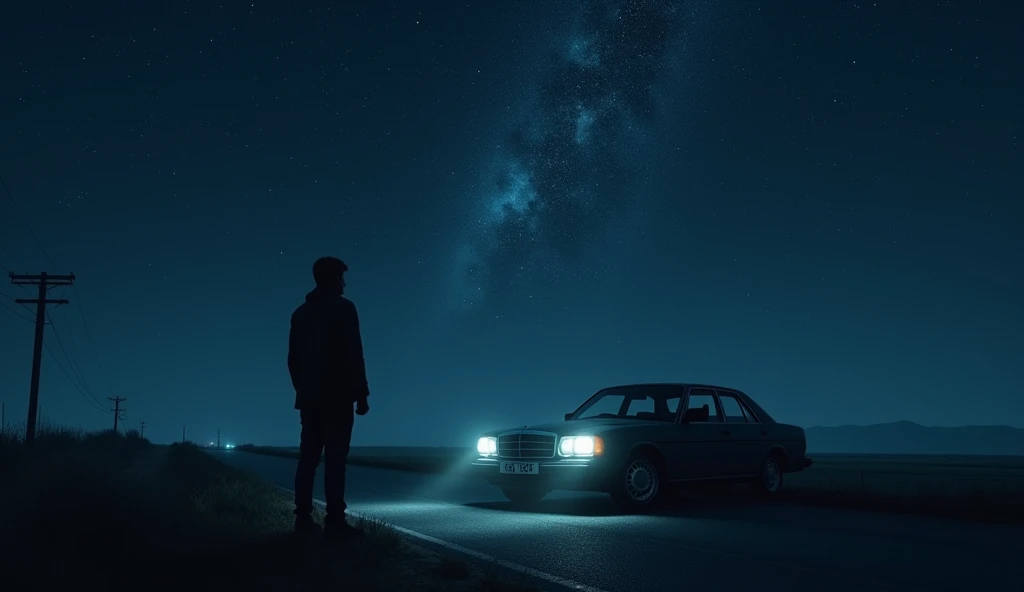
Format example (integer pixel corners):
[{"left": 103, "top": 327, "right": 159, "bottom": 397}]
[{"left": 450, "top": 0, "right": 686, "bottom": 312}]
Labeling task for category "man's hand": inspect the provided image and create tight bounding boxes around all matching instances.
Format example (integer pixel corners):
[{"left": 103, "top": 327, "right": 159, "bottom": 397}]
[{"left": 355, "top": 397, "right": 370, "bottom": 416}]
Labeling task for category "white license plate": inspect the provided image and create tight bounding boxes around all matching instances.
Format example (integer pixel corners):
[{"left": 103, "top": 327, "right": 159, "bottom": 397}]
[{"left": 500, "top": 461, "right": 539, "bottom": 475}]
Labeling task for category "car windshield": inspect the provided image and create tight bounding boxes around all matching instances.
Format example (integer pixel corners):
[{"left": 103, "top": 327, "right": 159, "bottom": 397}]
[{"left": 572, "top": 385, "right": 682, "bottom": 422}]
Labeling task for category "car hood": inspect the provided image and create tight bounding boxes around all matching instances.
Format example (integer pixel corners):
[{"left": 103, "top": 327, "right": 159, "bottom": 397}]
[{"left": 487, "top": 418, "right": 656, "bottom": 437}]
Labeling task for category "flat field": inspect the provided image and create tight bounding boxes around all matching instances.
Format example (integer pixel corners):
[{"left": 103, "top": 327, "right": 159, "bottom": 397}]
[{"left": 238, "top": 444, "right": 1024, "bottom": 523}]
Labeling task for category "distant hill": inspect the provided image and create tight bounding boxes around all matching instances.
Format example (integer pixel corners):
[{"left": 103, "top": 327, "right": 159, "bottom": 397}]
[{"left": 805, "top": 421, "right": 1024, "bottom": 456}]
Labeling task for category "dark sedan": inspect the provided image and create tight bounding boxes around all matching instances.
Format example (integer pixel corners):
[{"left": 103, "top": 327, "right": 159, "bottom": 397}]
[{"left": 472, "top": 383, "right": 813, "bottom": 509}]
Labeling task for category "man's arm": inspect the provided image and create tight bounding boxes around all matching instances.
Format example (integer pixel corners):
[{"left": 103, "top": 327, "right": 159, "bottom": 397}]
[
  {"left": 287, "top": 312, "right": 301, "bottom": 391},
  {"left": 345, "top": 301, "right": 370, "bottom": 399}
]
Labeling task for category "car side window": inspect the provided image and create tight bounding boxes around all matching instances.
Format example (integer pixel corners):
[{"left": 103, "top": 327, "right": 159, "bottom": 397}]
[
  {"left": 682, "top": 389, "right": 721, "bottom": 423},
  {"left": 717, "top": 394, "right": 748, "bottom": 423},
  {"left": 718, "top": 391, "right": 759, "bottom": 424}
]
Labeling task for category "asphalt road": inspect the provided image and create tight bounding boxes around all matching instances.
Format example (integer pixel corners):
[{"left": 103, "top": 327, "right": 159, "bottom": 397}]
[{"left": 211, "top": 450, "right": 1024, "bottom": 592}]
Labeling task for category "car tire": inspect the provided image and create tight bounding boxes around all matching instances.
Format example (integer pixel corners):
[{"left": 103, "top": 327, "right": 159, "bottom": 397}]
[
  {"left": 500, "top": 484, "right": 549, "bottom": 506},
  {"left": 751, "top": 452, "right": 784, "bottom": 496},
  {"left": 609, "top": 450, "right": 663, "bottom": 511}
]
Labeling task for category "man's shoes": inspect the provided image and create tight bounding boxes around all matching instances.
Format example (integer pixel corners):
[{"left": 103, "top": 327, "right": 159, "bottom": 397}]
[
  {"left": 324, "top": 515, "right": 364, "bottom": 542},
  {"left": 294, "top": 514, "right": 322, "bottom": 536}
]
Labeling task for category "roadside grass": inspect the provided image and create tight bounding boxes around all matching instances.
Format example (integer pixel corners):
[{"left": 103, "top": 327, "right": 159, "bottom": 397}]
[
  {"left": 0, "top": 427, "right": 538, "bottom": 591},
  {"left": 236, "top": 443, "right": 1024, "bottom": 525}
]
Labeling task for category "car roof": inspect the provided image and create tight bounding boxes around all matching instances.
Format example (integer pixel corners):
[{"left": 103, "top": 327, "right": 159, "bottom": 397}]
[
  {"left": 603, "top": 382, "right": 745, "bottom": 393},
  {"left": 598, "top": 382, "right": 776, "bottom": 423}
]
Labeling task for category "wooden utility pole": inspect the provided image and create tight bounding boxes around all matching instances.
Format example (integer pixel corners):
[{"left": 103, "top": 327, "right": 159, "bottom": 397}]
[
  {"left": 217, "top": 429, "right": 221, "bottom": 449},
  {"left": 10, "top": 272, "right": 74, "bottom": 443},
  {"left": 139, "top": 421, "right": 145, "bottom": 438},
  {"left": 109, "top": 396, "right": 126, "bottom": 433},
  {"left": 182, "top": 424, "right": 186, "bottom": 444}
]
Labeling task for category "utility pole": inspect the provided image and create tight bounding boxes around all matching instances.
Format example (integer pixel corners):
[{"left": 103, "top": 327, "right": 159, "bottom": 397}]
[
  {"left": 139, "top": 421, "right": 145, "bottom": 438},
  {"left": 182, "top": 424, "right": 186, "bottom": 444},
  {"left": 10, "top": 272, "right": 74, "bottom": 443},
  {"left": 217, "top": 429, "right": 221, "bottom": 449},
  {"left": 109, "top": 396, "right": 126, "bottom": 433}
]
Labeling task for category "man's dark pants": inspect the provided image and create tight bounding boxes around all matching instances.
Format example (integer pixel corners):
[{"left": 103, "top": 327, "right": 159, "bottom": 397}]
[{"left": 294, "top": 404, "right": 354, "bottom": 523}]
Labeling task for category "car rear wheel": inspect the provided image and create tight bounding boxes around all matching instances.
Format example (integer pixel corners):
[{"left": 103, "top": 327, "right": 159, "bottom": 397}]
[
  {"left": 500, "top": 483, "right": 549, "bottom": 506},
  {"left": 751, "top": 452, "right": 784, "bottom": 496},
  {"left": 610, "top": 450, "right": 663, "bottom": 511}
]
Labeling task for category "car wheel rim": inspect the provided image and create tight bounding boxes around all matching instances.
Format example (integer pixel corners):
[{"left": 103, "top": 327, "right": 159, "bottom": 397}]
[
  {"left": 763, "top": 459, "right": 780, "bottom": 491},
  {"left": 625, "top": 459, "right": 659, "bottom": 503}
]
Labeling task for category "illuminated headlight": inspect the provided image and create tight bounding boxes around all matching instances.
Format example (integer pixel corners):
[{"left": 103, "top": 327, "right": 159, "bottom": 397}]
[
  {"left": 558, "top": 435, "right": 604, "bottom": 457},
  {"left": 477, "top": 436, "right": 497, "bottom": 456}
]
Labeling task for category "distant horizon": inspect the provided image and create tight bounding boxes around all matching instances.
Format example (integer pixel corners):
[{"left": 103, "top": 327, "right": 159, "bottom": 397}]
[{"left": 4, "top": 415, "right": 1024, "bottom": 440}]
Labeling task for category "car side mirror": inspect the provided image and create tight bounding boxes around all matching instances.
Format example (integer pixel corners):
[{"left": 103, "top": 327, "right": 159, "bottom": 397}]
[{"left": 564, "top": 413, "right": 573, "bottom": 421}]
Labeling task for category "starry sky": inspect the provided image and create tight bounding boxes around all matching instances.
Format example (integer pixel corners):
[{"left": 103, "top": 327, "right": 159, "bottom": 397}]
[{"left": 1, "top": 1, "right": 1021, "bottom": 447}]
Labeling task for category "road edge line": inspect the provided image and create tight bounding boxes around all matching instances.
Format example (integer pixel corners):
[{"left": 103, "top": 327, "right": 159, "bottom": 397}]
[{"left": 276, "top": 486, "right": 611, "bottom": 592}]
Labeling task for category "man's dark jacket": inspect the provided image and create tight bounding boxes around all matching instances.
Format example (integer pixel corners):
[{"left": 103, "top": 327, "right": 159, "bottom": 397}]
[{"left": 287, "top": 288, "right": 370, "bottom": 412}]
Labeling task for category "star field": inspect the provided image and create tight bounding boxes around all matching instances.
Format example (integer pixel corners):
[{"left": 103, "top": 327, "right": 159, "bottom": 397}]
[
  {"left": 451, "top": 0, "right": 691, "bottom": 312},
  {"left": 0, "top": 1, "right": 1020, "bottom": 447}
]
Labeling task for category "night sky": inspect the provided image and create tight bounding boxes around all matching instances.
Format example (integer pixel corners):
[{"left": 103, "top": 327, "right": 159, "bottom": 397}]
[{"left": 1, "top": 1, "right": 1020, "bottom": 447}]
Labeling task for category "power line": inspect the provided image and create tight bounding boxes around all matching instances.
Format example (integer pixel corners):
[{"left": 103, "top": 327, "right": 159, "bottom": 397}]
[
  {"left": 1, "top": 299, "right": 34, "bottom": 323},
  {"left": 0, "top": 242, "right": 27, "bottom": 274},
  {"left": 0, "top": 172, "right": 58, "bottom": 269},
  {"left": 42, "top": 340, "right": 108, "bottom": 414},
  {"left": 0, "top": 260, "right": 33, "bottom": 299},
  {"left": 2, "top": 291, "right": 36, "bottom": 315},
  {"left": 1, "top": 290, "right": 34, "bottom": 312},
  {"left": 53, "top": 290, "right": 108, "bottom": 400},
  {"left": 45, "top": 318, "right": 106, "bottom": 410},
  {"left": 69, "top": 284, "right": 113, "bottom": 392},
  {"left": 47, "top": 306, "right": 103, "bottom": 402}
]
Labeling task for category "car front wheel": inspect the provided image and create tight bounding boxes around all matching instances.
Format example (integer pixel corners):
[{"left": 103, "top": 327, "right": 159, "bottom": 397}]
[
  {"left": 609, "top": 451, "right": 663, "bottom": 511},
  {"left": 500, "top": 483, "right": 549, "bottom": 506},
  {"left": 751, "top": 452, "right": 784, "bottom": 496}
]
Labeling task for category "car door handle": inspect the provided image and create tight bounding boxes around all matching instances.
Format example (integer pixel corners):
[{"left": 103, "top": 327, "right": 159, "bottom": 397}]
[
  {"left": 759, "top": 430, "right": 767, "bottom": 436},
  {"left": 720, "top": 430, "right": 731, "bottom": 436}
]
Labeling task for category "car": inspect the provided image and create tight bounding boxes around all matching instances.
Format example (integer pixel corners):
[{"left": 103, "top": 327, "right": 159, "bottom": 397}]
[{"left": 472, "top": 383, "right": 813, "bottom": 510}]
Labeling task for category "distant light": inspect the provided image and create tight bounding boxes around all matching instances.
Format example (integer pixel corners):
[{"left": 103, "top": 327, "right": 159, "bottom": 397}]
[{"left": 226, "top": 444, "right": 234, "bottom": 449}]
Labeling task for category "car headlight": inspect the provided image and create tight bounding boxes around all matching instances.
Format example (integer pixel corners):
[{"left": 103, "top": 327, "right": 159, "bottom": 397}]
[
  {"left": 477, "top": 436, "right": 497, "bottom": 456},
  {"left": 558, "top": 435, "right": 604, "bottom": 457}
]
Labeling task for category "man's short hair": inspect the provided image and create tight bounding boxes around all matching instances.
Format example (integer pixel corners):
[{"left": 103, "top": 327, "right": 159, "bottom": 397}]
[{"left": 312, "top": 256, "right": 348, "bottom": 286}]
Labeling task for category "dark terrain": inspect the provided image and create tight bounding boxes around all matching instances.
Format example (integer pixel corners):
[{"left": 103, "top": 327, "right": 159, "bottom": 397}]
[
  {"left": 0, "top": 425, "right": 535, "bottom": 591},
  {"left": 805, "top": 421, "right": 1024, "bottom": 455}
]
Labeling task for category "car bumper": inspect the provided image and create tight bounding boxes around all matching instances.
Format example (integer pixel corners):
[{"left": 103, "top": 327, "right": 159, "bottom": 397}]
[
  {"left": 471, "top": 456, "right": 613, "bottom": 492},
  {"left": 800, "top": 457, "right": 812, "bottom": 469}
]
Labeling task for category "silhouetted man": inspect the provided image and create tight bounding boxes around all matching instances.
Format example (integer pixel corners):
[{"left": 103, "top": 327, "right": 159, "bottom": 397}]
[{"left": 288, "top": 256, "right": 370, "bottom": 539}]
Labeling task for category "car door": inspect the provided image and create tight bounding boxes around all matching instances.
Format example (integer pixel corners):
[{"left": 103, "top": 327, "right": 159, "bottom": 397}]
[
  {"left": 674, "top": 388, "right": 730, "bottom": 479},
  {"left": 715, "top": 389, "right": 764, "bottom": 477}
]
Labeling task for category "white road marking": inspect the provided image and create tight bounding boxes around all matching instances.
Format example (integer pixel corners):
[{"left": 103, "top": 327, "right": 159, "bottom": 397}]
[{"left": 277, "top": 486, "right": 611, "bottom": 592}]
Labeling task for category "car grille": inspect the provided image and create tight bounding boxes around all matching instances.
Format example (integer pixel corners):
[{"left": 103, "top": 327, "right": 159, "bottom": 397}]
[{"left": 497, "top": 432, "right": 556, "bottom": 459}]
